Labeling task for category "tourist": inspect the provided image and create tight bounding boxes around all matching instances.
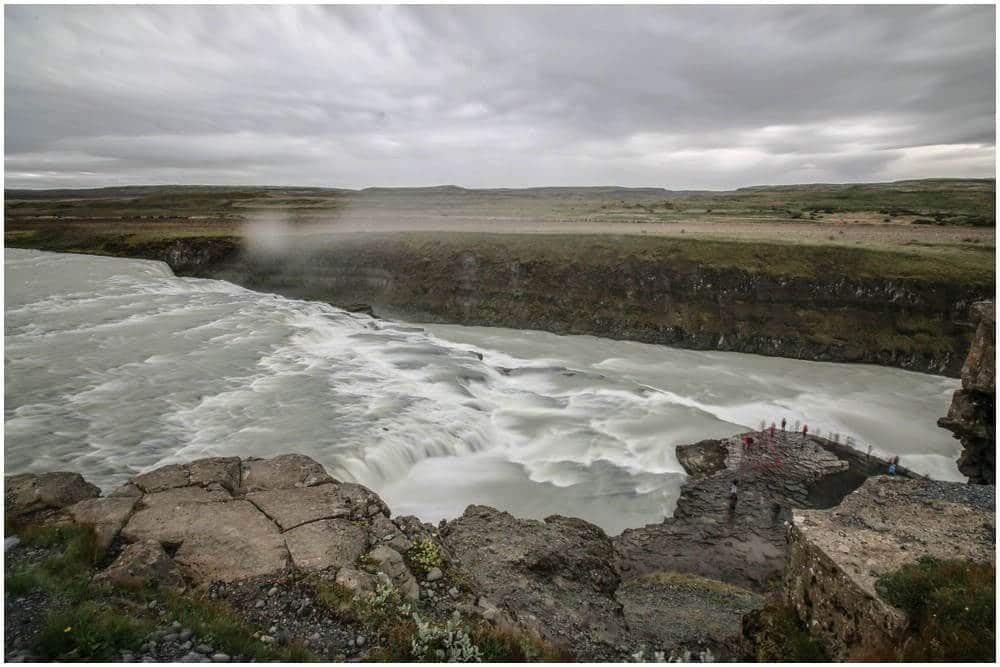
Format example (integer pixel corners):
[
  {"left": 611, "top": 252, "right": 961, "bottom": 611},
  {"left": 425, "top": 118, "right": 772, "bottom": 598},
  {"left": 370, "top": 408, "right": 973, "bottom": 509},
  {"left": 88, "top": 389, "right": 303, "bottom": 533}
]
[
  {"left": 802, "top": 424, "right": 809, "bottom": 437},
  {"left": 769, "top": 422, "right": 776, "bottom": 438},
  {"left": 888, "top": 460, "right": 897, "bottom": 476},
  {"left": 781, "top": 417, "right": 786, "bottom": 431},
  {"left": 728, "top": 480, "right": 739, "bottom": 512}
]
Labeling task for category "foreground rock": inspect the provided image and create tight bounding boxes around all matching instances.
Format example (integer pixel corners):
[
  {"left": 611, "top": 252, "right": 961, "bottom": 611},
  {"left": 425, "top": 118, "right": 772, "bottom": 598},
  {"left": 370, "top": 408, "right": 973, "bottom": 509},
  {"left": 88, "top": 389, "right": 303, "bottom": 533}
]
[
  {"left": 781, "top": 476, "right": 994, "bottom": 659},
  {"left": 441, "top": 505, "right": 626, "bottom": 659},
  {"left": 939, "top": 300, "right": 995, "bottom": 484},
  {"left": 2, "top": 438, "right": 949, "bottom": 662}
]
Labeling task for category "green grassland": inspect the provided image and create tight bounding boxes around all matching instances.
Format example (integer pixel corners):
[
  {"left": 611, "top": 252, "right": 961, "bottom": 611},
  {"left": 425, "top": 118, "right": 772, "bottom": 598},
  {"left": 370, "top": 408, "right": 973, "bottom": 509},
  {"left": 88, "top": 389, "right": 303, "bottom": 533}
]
[{"left": 6, "top": 178, "right": 995, "bottom": 224}]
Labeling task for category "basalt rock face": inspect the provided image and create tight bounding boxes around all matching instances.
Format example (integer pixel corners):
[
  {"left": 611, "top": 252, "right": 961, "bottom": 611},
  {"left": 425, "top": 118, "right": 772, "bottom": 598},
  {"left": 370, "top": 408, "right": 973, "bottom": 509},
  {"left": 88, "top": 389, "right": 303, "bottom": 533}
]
[
  {"left": 780, "top": 477, "right": 994, "bottom": 659},
  {"left": 939, "top": 301, "right": 995, "bottom": 483},
  {"left": 106, "top": 235, "right": 982, "bottom": 376}
]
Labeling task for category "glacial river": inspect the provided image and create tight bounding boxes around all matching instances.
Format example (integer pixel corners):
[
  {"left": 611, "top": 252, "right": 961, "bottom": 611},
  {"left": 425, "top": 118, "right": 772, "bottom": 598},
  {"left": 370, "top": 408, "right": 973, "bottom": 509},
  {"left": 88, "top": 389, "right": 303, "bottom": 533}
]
[{"left": 4, "top": 249, "right": 963, "bottom": 534}]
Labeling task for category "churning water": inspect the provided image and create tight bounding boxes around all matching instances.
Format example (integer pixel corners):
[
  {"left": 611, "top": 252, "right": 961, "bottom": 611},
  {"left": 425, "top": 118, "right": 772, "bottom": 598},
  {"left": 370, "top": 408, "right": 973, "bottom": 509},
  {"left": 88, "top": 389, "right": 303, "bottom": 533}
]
[{"left": 4, "top": 249, "right": 963, "bottom": 534}]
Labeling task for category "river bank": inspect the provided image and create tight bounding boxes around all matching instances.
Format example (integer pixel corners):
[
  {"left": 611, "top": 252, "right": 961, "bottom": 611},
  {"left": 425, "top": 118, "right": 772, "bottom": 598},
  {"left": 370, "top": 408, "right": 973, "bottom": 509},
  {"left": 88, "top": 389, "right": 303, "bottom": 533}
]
[{"left": 6, "top": 222, "right": 994, "bottom": 376}]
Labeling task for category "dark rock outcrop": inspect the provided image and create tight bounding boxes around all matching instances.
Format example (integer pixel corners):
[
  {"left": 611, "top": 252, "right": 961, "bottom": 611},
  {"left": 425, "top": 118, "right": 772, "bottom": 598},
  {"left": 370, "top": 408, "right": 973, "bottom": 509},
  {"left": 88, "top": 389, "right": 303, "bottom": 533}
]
[
  {"left": 939, "top": 301, "right": 995, "bottom": 483},
  {"left": 440, "top": 505, "right": 626, "bottom": 659}
]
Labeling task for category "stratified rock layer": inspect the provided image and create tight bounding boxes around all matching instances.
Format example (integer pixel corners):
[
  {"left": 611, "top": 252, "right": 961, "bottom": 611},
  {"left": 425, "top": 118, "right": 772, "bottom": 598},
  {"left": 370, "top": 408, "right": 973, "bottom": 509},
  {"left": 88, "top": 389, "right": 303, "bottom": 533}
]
[
  {"left": 939, "top": 300, "right": 995, "bottom": 483},
  {"left": 783, "top": 476, "right": 994, "bottom": 659}
]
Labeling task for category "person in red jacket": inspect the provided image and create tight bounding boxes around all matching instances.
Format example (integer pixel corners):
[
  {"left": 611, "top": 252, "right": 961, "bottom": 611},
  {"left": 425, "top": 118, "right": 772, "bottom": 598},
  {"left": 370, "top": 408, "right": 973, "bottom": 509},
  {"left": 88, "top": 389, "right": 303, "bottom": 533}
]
[{"left": 802, "top": 424, "right": 809, "bottom": 436}]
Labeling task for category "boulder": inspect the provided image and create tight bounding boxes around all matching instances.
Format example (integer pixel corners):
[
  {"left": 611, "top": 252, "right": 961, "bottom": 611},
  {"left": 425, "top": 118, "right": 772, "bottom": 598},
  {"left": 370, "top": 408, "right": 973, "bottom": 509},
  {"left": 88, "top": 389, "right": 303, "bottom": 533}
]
[
  {"left": 283, "top": 518, "right": 368, "bottom": 572},
  {"left": 95, "top": 540, "right": 185, "bottom": 589},
  {"left": 67, "top": 496, "right": 139, "bottom": 553},
  {"left": 367, "top": 545, "right": 419, "bottom": 600},
  {"left": 5, "top": 472, "right": 100, "bottom": 519},
  {"left": 241, "top": 454, "right": 333, "bottom": 492}
]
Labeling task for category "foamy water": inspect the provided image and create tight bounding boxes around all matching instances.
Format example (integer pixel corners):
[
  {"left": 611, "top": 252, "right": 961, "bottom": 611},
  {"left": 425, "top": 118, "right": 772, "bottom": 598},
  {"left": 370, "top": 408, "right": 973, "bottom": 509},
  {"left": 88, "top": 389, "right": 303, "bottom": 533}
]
[{"left": 4, "top": 249, "right": 964, "bottom": 534}]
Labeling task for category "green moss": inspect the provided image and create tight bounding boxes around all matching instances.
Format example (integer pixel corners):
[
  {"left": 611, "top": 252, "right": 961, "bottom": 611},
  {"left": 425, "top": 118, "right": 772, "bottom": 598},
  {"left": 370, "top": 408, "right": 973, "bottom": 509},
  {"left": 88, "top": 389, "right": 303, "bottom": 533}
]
[{"left": 873, "top": 556, "right": 994, "bottom": 661}]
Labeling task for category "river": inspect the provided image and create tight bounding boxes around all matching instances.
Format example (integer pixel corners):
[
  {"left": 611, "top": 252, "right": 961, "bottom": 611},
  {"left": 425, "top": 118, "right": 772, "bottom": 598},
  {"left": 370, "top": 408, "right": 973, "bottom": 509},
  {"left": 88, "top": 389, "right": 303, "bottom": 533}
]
[{"left": 4, "top": 249, "right": 963, "bottom": 534}]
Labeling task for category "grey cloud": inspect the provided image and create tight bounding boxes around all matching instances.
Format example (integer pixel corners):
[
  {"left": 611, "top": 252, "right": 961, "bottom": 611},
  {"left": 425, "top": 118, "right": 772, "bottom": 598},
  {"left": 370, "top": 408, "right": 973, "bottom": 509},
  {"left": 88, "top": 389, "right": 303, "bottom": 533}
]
[{"left": 4, "top": 5, "right": 995, "bottom": 189}]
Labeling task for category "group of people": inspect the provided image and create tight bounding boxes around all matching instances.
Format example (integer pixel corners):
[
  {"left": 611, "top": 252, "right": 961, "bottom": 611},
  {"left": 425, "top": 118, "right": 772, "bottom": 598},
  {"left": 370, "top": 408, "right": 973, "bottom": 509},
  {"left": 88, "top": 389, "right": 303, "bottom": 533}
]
[{"left": 727, "top": 418, "right": 901, "bottom": 514}]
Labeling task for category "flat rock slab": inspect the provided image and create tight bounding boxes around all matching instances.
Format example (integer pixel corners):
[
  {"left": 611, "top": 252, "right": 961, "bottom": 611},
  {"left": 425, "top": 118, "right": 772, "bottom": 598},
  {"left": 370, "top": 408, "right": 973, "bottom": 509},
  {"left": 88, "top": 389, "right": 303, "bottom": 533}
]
[
  {"left": 122, "top": 499, "right": 288, "bottom": 582},
  {"left": 67, "top": 496, "right": 139, "bottom": 553},
  {"left": 241, "top": 454, "right": 334, "bottom": 492},
  {"left": 246, "top": 485, "right": 350, "bottom": 531},
  {"left": 133, "top": 464, "right": 190, "bottom": 493},
  {"left": 6, "top": 472, "right": 100, "bottom": 519},
  {"left": 284, "top": 518, "right": 369, "bottom": 572},
  {"left": 188, "top": 457, "right": 242, "bottom": 492},
  {"left": 140, "top": 485, "right": 233, "bottom": 508}
]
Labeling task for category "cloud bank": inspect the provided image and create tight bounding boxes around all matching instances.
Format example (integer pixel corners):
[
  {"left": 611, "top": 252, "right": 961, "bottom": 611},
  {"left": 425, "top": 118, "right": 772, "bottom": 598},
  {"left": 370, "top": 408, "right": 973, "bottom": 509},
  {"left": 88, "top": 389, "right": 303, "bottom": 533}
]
[{"left": 5, "top": 5, "right": 995, "bottom": 189}]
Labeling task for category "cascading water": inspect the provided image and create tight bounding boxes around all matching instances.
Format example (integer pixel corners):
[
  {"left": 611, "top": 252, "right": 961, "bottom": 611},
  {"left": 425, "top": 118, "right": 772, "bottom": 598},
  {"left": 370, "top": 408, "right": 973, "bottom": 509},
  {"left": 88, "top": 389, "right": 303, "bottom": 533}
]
[{"left": 4, "top": 248, "right": 963, "bottom": 534}]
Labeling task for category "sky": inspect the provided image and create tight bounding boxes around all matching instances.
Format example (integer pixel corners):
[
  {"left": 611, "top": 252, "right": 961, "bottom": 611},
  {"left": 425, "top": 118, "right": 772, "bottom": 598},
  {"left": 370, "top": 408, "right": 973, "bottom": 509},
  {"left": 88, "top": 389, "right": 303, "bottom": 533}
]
[{"left": 4, "top": 4, "right": 996, "bottom": 190}]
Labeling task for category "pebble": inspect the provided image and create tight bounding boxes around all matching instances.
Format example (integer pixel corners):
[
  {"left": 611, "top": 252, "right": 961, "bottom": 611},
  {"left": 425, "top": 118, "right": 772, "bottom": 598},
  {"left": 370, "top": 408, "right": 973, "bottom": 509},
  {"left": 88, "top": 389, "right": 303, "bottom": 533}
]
[
  {"left": 356, "top": 635, "right": 366, "bottom": 647},
  {"left": 210, "top": 654, "right": 230, "bottom": 663},
  {"left": 180, "top": 641, "right": 193, "bottom": 652},
  {"left": 260, "top": 635, "right": 274, "bottom": 644},
  {"left": 268, "top": 586, "right": 278, "bottom": 596},
  {"left": 179, "top": 629, "right": 193, "bottom": 641},
  {"left": 121, "top": 653, "right": 135, "bottom": 662},
  {"left": 425, "top": 567, "right": 443, "bottom": 582},
  {"left": 448, "top": 587, "right": 460, "bottom": 599},
  {"left": 147, "top": 600, "right": 157, "bottom": 609},
  {"left": 180, "top": 652, "right": 201, "bottom": 663},
  {"left": 4, "top": 536, "right": 21, "bottom": 551},
  {"left": 162, "top": 633, "right": 179, "bottom": 642},
  {"left": 255, "top": 599, "right": 264, "bottom": 608},
  {"left": 269, "top": 625, "right": 277, "bottom": 634},
  {"left": 196, "top": 644, "right": 213, "bottom": 654}
]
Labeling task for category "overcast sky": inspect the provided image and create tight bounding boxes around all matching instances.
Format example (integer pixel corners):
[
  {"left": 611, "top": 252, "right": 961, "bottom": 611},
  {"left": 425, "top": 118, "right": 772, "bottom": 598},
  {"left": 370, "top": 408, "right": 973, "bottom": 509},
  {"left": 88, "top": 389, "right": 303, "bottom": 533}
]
[{"left": 5, "top": 5, "right": 996, "bottom": 190}]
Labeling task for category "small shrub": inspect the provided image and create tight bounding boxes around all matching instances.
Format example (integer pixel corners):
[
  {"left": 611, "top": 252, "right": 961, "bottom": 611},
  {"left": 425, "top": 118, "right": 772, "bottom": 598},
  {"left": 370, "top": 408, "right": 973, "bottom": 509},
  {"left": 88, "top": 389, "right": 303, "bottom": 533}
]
[
  {"left": 470, "top": 623, "right": 574, "bottom": 662},
  {"left": 355, "top": 572, "right": 413, "bottom": 633},
  {"left": 407, "top": 538, "right": 444, "bottom": 574},
  {"left": 410, "top": 612, "right": 483, "bottom": 662}
]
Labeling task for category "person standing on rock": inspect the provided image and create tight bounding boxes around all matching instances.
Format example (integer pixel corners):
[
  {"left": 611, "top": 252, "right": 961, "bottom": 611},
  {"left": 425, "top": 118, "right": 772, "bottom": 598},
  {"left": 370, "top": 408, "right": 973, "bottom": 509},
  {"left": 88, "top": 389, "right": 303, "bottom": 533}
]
[
  {"left": 802, "top": 424, "right": 808, "bottom": 437},
  {"left": 728, "top": 480, "right": 739, "bottom": 513},
  {"left": 888, "top": 459, "right": 897, "bottom": 476},
  {"left": 781, "top": 417, "right": 786, "bottom": 431}
]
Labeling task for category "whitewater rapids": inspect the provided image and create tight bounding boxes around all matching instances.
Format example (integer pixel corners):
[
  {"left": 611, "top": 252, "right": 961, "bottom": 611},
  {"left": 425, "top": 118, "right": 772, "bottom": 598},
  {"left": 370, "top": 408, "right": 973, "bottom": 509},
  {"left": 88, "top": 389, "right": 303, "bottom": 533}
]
[{"left": 4, "top": 249, "right": 963, "bottom": 534}]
